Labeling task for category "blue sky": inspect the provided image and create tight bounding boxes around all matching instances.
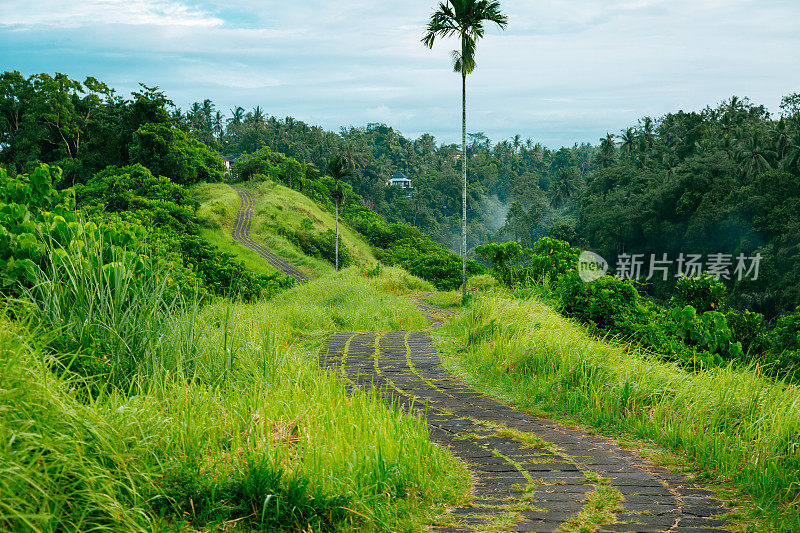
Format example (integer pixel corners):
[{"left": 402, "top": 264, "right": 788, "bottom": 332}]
[{"left": 1, "top": 0, "right": 799, "bottom": 148}]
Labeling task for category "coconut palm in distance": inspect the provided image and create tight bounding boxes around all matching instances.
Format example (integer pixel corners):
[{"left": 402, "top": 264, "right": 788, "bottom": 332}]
[
  {"left": 422, "top": 0, "right": 508, "bottom": 300},
  {"left": 326, "top": 155, "right": 351, "bottom": 272}
]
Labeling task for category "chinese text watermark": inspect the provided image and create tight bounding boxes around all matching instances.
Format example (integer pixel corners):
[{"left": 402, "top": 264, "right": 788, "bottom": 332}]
[{"left": 578, "top": 252, "right": 762, "bottom": 282}]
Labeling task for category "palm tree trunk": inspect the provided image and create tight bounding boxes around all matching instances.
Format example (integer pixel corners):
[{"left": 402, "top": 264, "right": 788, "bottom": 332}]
[
  {"left": 461, "top": 71, "right": 467, "bottom": 300},
  {"left": 335, "top": 201, "right": 339, "bottom": 272}
]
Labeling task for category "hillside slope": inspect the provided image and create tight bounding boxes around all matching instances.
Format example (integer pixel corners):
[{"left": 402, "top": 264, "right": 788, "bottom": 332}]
[{"left": 192, "top": 180, "right": 377, "bottom": 280}]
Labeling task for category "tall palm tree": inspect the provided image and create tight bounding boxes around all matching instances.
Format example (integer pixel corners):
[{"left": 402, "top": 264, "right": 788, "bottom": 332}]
[
  {"left": 639, "top": 116, "right": 655, "bottom": 153},
  {"left": 251, "top": 106, "right": 265, "bottom": 128},
  {"left": 201, "top": 99, "right": 215, "bottom": 130},
  {"left": 782, "top": 131, "right": 800, "bottom": 173},
  {"left": 423, "top": 0, "right": 508, "bottom": 300},
  {"left": 618, "top": 127, "right": 636, "bottom": 158},
  {"left": 771, "top": 117, "right": 790, "bottom": 160},
  {"left": 213, "top": 111, "right": 224, "bottom": 138},
  {"left": 551, "top": 167, "right": 577, "bottom": 208},
  {"left": 598, "top": 133, "right": 616, "bottom": 168},
  {"left": 326, "top": 155, "right": 351, "bottom": 272},
  {"left": 228, "top": 106, "right": 245, "bottom": 126},
  {"left": 738, "top": 131, "right": 775, "bottom": 180},
  {"left": 188, "top": 102, "right": 202, "bottom": 131}
]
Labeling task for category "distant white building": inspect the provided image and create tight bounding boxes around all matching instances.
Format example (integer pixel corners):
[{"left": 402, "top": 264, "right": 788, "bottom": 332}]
[
  {"left": 387, "top": 172, "right": 415, "bottom": 196},
  {"left": 218, "top": 155, "right": 237, "bottom": 176}
]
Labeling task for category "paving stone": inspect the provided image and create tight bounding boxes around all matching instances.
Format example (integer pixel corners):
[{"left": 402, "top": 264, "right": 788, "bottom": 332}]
[
  {"left": 523, "top": 491, "right": 590, "bottom": 502},
  {"left": 470, "top": 498, "right": 514, "bottom": 506},
  {"left": 509, "top": 520, "right": 561, "bottom": 532},
  {"left": 597, "top": 524, "right": 664, "bottom": 532},
  {"left": 621, "top": 495, "right": 678, "bottom": 506},
  {"left": 518, "top": 510, "right": 578, "bottom": 522},
  {"left": 614, "top": 513, "right": 678, "bottom": 526},
  {"left": 621, "top": 503, "right": 681, "bottom": 515},
  {"left": 681, "top": 505, "right": 727, "bottom": 517},
  {"left": 672, "top": 528, "right": 734, "bottom": 533},
  {"left": 677, "top": 516, "right": 733, "bottom": 527}
]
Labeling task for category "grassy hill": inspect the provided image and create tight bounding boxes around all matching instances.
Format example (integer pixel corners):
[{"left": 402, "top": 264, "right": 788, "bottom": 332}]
[{"left": 193, "top": 180, "right": 377, "bottom": 279}]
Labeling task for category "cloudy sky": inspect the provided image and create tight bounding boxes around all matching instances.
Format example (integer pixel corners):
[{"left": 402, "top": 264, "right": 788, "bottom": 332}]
[{"left": 1, "top": 0, "right": 798, "bottom": 147}]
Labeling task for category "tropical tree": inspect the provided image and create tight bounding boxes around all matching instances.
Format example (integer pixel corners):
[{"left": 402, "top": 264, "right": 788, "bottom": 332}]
[
  {"left": 422, "top": 0, "right": 508, "bottom": 299},
  {"left": 213, "top": 111, "right": 224, "bottom": 138},
  {"left": 228, "top": 106, "right": 245, "bottom": 126},
  {"left": 738, "top": 131, "right": 775, "bottom": 179},
  {"left": 639, "top": 116, "right": 655, "bottom": 151},
  {"left": 618, "top": 127, "right": 636, "bottom": 158},
  {"left": 326, "top": 155, "right": 351, "bottom": 271},
  {"left": 598, "top": 133, "right": 616, "bottom": 168},
  {"left": 250, "top": 106, "right": 265, "bottom": 128},
  {"left": 550, "top": 167, "right": 578, "bottom": 207},
  {"left": 783, "top": 131, "right": 800, "bottom": 173},
  {"left": 772, "top": 117, "right": 791, "bottom": 160}
]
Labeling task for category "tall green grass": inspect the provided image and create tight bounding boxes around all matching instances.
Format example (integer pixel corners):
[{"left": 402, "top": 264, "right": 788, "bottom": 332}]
[
  {"left": 1, "top": 235, "right": 467, "bottom": 531},
  {"left": 0, "top": 318, "right": 158, "bottom": 532},
  {"left": 435, "top": 291, "right": 800, "bottom": 531},
  {"left": 25, "top": 230, "right": 201, "bottom": 390}
]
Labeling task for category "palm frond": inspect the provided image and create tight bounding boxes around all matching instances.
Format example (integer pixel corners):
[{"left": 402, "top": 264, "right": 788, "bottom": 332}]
[{"left": 422, "top": 0, "right": 507, "bottom": 72}]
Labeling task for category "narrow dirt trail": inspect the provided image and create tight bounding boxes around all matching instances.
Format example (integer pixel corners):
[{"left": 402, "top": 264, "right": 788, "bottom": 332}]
[
  {"left": 229, "top": 184, "right": 309, "bottom": 282},
  {"left": 320, "top": 295, "right": 735, "bottom": 533}
]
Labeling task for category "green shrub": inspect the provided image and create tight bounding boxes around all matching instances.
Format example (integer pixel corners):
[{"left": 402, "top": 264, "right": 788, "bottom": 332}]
[
  {"left": 526, "top": 237, "right": 581, "bottom": 281},
  {"left": 767, "top": 307, "right": 800, "bottom": 379},
  {"left": 475, "top": 241, "right": 522, "bottom": 285},
  {"left": 404, "top": 251, "right": 462, "bottom": 291},
  {"left": 232, "top": 146, "right": 304, "bottom": 188},
  {"left": 129, "top": 123, "right": 223, "bottom": 185},
  {"left": 559, "top": 272, "right": 744, "bottom": 369},
  {"left": 361, "top": 262, "right": 383, "bottom": 278},
  {"left": 726, "top": 308, "right": 769, "bottom": 356},
  {"left": 666, "top": 306, "right": 744, "bottom": 365},
  {"left": 673, "top": 274, "right": 728, "bottom": 312},
  {"left": 467, "top": 273, "right": 498, "bottom": 292},
  {"left": 559, "top": 273, "right": 644, "bottom": 335},
  {"left": 75, "top": 163, "right": 198, "bottom": 233},
  {"left": 1, "top": 164, "right": 76, "bottom": 289},
  {"left": 177, "top": 233, "right": 290, "bottom": 300},
  {"left": 285, "top": 227, "right": 353, "bottom": 268}
]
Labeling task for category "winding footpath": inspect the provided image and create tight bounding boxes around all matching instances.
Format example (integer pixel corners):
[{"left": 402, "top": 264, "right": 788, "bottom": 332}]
[
  {"left": 230, "top": 185, "right": 308, "bottom": 282},
  {"left": 320, "top": 297, "right": 737, "bottom": 533},
  {"left": 227, "top": 192, "right": 736, "bottom": 531}
]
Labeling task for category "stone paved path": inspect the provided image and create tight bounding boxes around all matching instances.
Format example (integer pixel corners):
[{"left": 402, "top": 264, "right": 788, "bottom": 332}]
[
  {"left": 230, "top": 185, "right": 309, "bottom": 282},
  {"left": 319, "top": 296, "right": 735, "bottom": 533}
]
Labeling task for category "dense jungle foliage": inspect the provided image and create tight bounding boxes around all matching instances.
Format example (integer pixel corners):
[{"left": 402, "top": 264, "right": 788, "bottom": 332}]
[
  {"left": 159, "top": 92, "right": 799, "bottom": 317},
  {"left": 475, "top": 238, "right": 800, "bottom": 382},
  {"left": 0, "top": 70, "right": 478, "bottom": 291}
]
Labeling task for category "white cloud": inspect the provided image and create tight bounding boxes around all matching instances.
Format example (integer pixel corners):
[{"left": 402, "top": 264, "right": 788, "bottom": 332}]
[
  {"left": 1, "top": 0, "right": 798, "bottom": 147},
  {"left": 0, "top": 0, "right": 222, "bottom": 28}
]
